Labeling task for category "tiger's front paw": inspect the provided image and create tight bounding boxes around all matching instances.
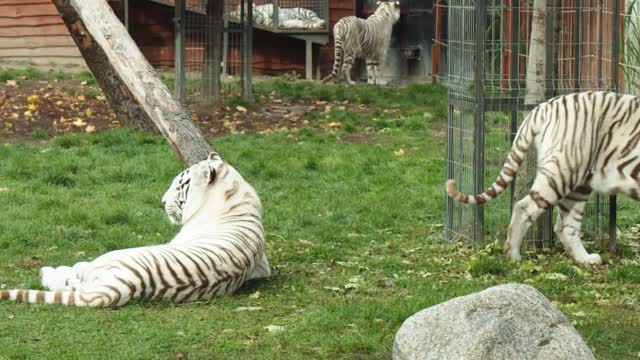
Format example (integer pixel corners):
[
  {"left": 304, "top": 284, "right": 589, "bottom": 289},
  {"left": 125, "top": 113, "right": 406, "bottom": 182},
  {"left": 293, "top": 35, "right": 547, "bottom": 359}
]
[
  {"left": 577, "top": 253, "right": 603, "bottom": 266},
  {"left": 39, "top": 266, "right": 55, "bottom": 287}
]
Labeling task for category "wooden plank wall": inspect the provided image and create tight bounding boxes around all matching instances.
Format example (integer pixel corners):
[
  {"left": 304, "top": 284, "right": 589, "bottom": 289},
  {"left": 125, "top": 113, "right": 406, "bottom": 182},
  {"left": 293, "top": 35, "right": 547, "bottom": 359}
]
[
  {"left": 0, "top": 0, "right": 86, "bottom": 65},
  {"left": 130, "top": 0, "right": 354, "bottom": 75}
]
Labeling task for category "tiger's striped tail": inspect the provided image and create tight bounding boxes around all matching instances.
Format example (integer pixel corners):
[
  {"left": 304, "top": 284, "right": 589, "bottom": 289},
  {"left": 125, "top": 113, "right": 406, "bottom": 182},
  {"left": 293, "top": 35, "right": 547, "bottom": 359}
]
[
  {"left": 0, "top": 289, "right": 87, "bottom": 306},
  {"left": 446, "top": 112, "right": 536, "bottom": 205},
  {"left": 321, "top": 33, "right": 343, "bottom": 84}
]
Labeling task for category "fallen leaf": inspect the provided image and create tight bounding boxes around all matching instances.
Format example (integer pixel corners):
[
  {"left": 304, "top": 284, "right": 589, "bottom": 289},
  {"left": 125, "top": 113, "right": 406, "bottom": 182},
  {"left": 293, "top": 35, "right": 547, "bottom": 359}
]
[
  {"left": 27, "top": 103, "right": 37, "bottom": 111},
  {"left": 27, "top": 95, "right": 39, "bottom": 104},
  {"left": 0, "top": 187, "right": 8, "bottom": 193},
  {"left": 327, "top": 122, "right": 342, "bottom": 128},
  {"left": 393, "top": 148, "right": 405, "bottom": 157},
  {"left": 236, "top": 106, "right": 248, "bottom": 113},
  {"left": 5, "top": 122, "right": 13, "bottom": 129},
  {"left": 6, "top": 80, "right": 17, "bottom": 87},
  {"left": 72, "top": 118, "right": 86, "bottom": 127},
  {"left": 85, "top": 108, "right": 93, "bottom": 117},
  {"left": 55, "top": 100, "right": 64, "bottom": 106},
  {"left": 264, "top": 325, "right": 286, "bottom": 333},
  {"left": 373, "top": 319, "right": 385, "bottom": 324},
  {"left": 80, "top": 81, "right": 88, "bottom": 86},
  {"left": 24, "top": 110, "right": 33, "bottom": 118},
  {"left": 543, "top": 273, "right": 568, "bottom": 281},
  {"left": 249, "top": 291, "right": 261, "bottom": 299},
  {"left": 234, "top": 306, "right": 263, "bottom": 312},
  {"left": 85, "top": 125, "right": 96, "bottom": 133}
]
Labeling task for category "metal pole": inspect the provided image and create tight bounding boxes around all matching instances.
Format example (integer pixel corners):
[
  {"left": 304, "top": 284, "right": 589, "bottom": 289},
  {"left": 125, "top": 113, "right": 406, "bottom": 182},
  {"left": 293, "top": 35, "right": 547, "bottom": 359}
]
[
  {"left": 124, "top": 0, "right": 129, "bottom": 30},
  {"left": 306, "top": 40, "right": 313, "bottom": 80},
  {"left": 473, "top": 0, "right": 487, "bottom": 243},
  {"left": 223, "top": 17, "right": 229, "bottom": 78},
  {"left": 610, "top": 0, "right": 621, "bottom": 252},
  {"left": 174, "top": 0, "right": 186, "bottom": 103},
  {"left": 509, "top": 0, "right": 520, "bottom": 214},
  {"left": 273, "top": 0, "right": 279, "bottom": 30},
  {"left": 574, "top": 0, "right": 582, "bottom": 89},
  {"left": 445, "top": 100, "right": 455, "bottom": 233},
  {"left": 244, "top": 0, "right": 253, "bottom": 101},
  {"left": 538, "top": 0, "right": 555, "bottom": 246}
]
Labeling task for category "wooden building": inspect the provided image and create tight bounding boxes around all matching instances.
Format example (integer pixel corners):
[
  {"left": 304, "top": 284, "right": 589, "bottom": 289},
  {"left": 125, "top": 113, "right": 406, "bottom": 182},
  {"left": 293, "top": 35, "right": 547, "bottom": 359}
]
[{"left": 0, "top": 0, "right": 84, "bottom": 66}]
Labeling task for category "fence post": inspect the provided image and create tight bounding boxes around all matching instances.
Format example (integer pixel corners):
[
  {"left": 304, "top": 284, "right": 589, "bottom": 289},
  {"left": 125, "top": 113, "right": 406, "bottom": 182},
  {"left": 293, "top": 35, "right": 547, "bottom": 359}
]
[
  {"left": 473, "top": 0, "right": 486, "bottom": 243},
  {"left": 610, "top": 0, "right": 621, "bottom": 252},
  {"left": 174, "top": 0, "right": 186, "bottom": 104}
]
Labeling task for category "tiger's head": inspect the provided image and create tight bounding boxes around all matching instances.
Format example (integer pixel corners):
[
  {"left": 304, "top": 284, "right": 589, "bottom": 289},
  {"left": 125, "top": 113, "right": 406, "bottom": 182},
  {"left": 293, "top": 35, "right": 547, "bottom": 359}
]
[
  {"left": 162, "top": 152, "right": 226, "bottom": 225},
  {"left": 375, "top": 1, "right": 401, "bottom": 23}
]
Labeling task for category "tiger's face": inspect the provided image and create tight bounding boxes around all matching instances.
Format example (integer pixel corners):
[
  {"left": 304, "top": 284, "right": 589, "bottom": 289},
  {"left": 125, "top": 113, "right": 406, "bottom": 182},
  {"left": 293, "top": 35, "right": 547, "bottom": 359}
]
[
  {"left": 162, "top": 152, "right": 222, "bottom": 225},
  {"left": 376, "top": 1, "right": 401, "bottom": 22}
]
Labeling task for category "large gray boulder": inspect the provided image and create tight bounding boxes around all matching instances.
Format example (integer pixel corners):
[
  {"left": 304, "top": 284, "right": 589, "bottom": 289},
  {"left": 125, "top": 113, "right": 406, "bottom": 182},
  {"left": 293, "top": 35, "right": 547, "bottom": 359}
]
[{"left": 393, "top": 283, "right": 595, "bottom": 360}]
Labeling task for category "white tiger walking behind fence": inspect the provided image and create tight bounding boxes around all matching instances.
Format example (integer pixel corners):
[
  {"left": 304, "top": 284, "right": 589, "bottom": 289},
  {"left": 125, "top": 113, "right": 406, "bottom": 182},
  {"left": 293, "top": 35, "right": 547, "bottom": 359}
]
[
  {"left": 0, "top": 152, "right": 270, "bottom": 307},
  {"left": 321, "top": 1, "right": 400, "bottom": 85},
  {"left": 446, "top": 91, "right": 640, "bottom": 266}
]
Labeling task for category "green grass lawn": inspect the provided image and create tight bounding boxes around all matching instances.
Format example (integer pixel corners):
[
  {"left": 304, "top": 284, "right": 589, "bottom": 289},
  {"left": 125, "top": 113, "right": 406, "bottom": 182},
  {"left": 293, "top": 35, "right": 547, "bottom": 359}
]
[{"left": 0, "top": 81, "right": 639, "bottom": 359}]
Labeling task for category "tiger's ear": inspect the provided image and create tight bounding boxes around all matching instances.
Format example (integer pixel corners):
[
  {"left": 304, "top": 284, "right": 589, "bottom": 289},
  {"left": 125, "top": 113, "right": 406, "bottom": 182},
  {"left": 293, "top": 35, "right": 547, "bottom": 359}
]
[
  {"left": 376, "top": 1, "right": 381, "bottom": 5},
  {"left": 208, "top": 164, "right": 217, "bottom": 184},
  {"left": 395, "top": 1, "right": 400, "bottom": 6},
  {"left": 208, "top": 151, "right": 220, "bottom": 160}
]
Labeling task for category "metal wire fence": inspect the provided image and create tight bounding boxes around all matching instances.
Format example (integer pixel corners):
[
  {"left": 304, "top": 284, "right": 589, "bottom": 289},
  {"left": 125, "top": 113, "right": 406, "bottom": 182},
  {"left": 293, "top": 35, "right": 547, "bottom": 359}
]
[
  {"left": 442, "top": 0, "right": 620, "bottom": 248},
  {"left": 174, "top": 0, "right": 252, "bottom": 106}
]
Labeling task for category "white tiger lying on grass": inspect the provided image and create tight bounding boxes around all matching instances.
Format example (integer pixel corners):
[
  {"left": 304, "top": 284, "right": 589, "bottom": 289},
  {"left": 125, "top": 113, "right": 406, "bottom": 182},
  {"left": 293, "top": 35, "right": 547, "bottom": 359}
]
[
  {"left": 447, "top": 91, "right": 640, "bottom": 266},
  {"left": 0, "top": 152, "right": 270, "bottom": 307},
  {"left": 230, "top": 4, "right": 326, "bottom": 30},
  {"left": 321, "top": 1, "right": 401, "bottom": 85}
]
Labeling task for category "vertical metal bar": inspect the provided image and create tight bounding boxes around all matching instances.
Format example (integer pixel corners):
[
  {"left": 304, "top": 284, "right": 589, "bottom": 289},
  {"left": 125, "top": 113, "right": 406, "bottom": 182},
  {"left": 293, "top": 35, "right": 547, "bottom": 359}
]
[
  {"left": 473, "top": 0, "right": 487, "bottom": 243},
  {"left": 124, "top": 0, "right": 130, "bottom": 30},
  {"left": 509, "top": 0, "right": 520, "bottom": 214},
  {"left": 538, "top": 0, "right": 555, "bottom": 245},
  {"left": 244, "top": 0, "right": 253, "bottom": 101},
  {"left": 445, "top": 99, "right": 455, "bottom": 232},
  {"left": 223, "top": 17, "right": 229, "bottom": 78},
  {"left": 273, "top": 0, "right": 279, "bottom": 30},
  {"left": 239, "top": 0, "right": 245, "bottom": 92},
  {"left": 306, "top": 40, "right": 313, "bottom": 80},
  {"left": 174, "top": 0, "right": 186, "bottom": 103},
  {"left": 610, "top": 0, "right": 621, "bottom": 252},
  {"left": 597, "top": 2, "right": 604, "bottom": 88},
  {"left": 574, "top": 0, "right": 582, "bottom": 89}
]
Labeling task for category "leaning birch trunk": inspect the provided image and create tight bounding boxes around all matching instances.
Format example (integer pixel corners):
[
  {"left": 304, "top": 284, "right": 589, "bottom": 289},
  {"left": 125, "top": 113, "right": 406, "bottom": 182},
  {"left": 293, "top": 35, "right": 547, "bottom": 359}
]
[{"left": 51, "top": 0, "right": 213, "bottom": 165}]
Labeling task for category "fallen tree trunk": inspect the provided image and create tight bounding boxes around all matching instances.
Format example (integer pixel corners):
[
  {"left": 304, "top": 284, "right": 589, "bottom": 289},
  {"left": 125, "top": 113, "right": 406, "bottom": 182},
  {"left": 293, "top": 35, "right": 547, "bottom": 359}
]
[{"left": 51, "top": 0, "right": 213, "bottom": 165}]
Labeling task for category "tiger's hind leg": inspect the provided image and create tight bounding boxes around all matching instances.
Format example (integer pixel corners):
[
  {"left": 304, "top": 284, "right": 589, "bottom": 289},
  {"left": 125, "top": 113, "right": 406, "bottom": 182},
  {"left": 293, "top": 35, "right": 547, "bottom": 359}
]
[
  {"left": 341, "top": 50, "right": 357, "bottom": 85},
  {"left": 555, "top": 192, "right": 602, "bottom": 265},
  {"left": 366, "top": 59, "right": 376, "bottom": 85},
  {"left": 504, "top": 177, "right": 559, "bottom": 262},
  {"left": 247, "top": 253, "right": 271, "bottom": 280}
]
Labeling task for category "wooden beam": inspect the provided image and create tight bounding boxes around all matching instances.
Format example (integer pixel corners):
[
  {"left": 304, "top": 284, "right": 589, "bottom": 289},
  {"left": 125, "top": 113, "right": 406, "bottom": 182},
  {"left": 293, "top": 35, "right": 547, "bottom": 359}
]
[{"left": 51, "top": 0, "right": 213, "bottom": 165}]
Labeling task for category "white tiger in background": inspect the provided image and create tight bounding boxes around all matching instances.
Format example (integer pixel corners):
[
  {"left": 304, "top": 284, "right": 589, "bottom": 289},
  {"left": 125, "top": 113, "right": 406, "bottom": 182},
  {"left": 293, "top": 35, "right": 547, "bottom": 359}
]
[
  {"left": 0, "top": 152, "right": 270, "bottom": 307},
  {"left": 230, "top": 3, "right": 326, "bottom": 30},
  {"left": 321, "top": 1, "right": 400, "bottom": 85},
  {"left": 446, "top": 91, "right": 640, "bottom": 266}
]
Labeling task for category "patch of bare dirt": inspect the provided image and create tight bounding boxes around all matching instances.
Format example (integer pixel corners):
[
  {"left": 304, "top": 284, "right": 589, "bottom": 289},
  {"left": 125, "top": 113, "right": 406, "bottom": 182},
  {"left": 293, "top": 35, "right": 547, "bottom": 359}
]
[{"left": 0, "top": 78, "right": 373, "bottom": 143}]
